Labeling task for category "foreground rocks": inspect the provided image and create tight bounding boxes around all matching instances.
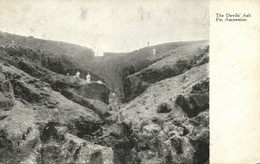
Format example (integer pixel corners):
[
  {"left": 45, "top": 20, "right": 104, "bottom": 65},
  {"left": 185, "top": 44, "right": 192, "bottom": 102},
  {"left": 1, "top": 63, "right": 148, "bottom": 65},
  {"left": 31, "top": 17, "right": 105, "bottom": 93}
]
[
  {"left": 119, "top": 64, "right": 209, "bottom": 164},
  {"left": 0, "top": 63, "right": 109, "bottom": 163}
]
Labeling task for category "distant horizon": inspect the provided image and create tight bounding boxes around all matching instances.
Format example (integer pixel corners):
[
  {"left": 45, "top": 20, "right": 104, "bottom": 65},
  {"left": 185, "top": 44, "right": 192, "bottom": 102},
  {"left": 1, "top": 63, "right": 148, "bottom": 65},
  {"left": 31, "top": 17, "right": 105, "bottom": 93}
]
[
  {"left": 0, "top": 0, "right": 209, "bottom": 53},
  {"left": 0, "top": 30, "right": 208, "bottom": 55}
]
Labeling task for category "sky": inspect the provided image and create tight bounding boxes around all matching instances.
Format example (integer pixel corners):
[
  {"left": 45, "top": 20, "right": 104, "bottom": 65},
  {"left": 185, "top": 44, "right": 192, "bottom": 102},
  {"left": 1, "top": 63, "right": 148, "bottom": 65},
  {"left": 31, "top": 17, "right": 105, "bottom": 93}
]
[{"left": 0, "top": 0, "right": 209, "bottom": 53}]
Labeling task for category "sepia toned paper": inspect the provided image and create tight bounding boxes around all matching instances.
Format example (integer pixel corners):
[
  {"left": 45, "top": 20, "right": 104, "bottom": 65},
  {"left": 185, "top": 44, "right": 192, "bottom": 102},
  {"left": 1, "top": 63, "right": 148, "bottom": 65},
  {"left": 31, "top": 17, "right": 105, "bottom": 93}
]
[
  {"left": 0, "top": 0, "right": 259, "bottom": 163},
  {"left": 210, "top": 0, "right": 260, "bottom": 163}
]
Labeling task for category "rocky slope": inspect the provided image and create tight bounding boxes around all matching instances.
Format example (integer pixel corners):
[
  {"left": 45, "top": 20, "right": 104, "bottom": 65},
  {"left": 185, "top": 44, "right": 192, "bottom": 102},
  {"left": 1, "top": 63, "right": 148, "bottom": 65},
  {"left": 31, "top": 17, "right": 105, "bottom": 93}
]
[
  {"left": 123, "top": 41, "right": 209, "bottom": 101},
  {"left": 0, "top": 63, "right": 111, "bottom": 163},
  {"left": 0, "top": 32, "right": 209, "bottom": 164},
  {"left": 119, "top": 64, "right": 209, "bottom": 163},
  {"left": 0, "top": 31, "right": 94, "bottom": 62}
]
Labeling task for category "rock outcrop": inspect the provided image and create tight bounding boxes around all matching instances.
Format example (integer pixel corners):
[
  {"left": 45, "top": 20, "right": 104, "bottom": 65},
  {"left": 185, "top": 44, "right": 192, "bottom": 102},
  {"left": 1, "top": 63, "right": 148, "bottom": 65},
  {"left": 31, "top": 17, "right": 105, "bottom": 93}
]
[
  {"left": 118, "top": 64, "right": 209, "bottom": 163},
  {"left": 0, "top": 63, "right": 111, "bottom": 163},
  {"left": 0, "top": 71, "right": 14, "bottom": 111}
]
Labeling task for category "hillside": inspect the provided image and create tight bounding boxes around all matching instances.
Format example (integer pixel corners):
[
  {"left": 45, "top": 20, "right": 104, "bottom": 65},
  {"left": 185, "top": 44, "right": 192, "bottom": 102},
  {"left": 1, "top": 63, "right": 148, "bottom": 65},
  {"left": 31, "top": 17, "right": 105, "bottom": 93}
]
[
  {"left": 0, "top": 31, "right": 94, "bottom": 60},
  {"left": 0, "top": 32, "right": 209, "bottom": 164},
  {"left": 0, "top": 32, "right": 207, "bottom": 101}
]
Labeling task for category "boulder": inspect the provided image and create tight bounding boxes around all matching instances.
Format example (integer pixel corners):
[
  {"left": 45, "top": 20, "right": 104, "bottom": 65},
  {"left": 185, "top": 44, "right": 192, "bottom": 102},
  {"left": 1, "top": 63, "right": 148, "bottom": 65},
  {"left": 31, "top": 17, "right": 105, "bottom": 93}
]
[
  {"left": 61, "top": 89, "right": 108, "bottom": 116},
  {"left": 157, "top": 103, "right": 172, "bottom": 113},
  {"left": 176, "top": 78, "right": 209, "bottom": 117}
]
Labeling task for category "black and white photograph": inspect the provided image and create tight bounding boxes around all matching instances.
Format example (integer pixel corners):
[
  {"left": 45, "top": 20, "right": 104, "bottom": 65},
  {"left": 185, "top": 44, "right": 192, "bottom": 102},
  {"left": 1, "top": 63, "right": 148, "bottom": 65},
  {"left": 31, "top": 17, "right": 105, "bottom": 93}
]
[{"left": 0, "top": 0, "right": 210, "bottom": 163}]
